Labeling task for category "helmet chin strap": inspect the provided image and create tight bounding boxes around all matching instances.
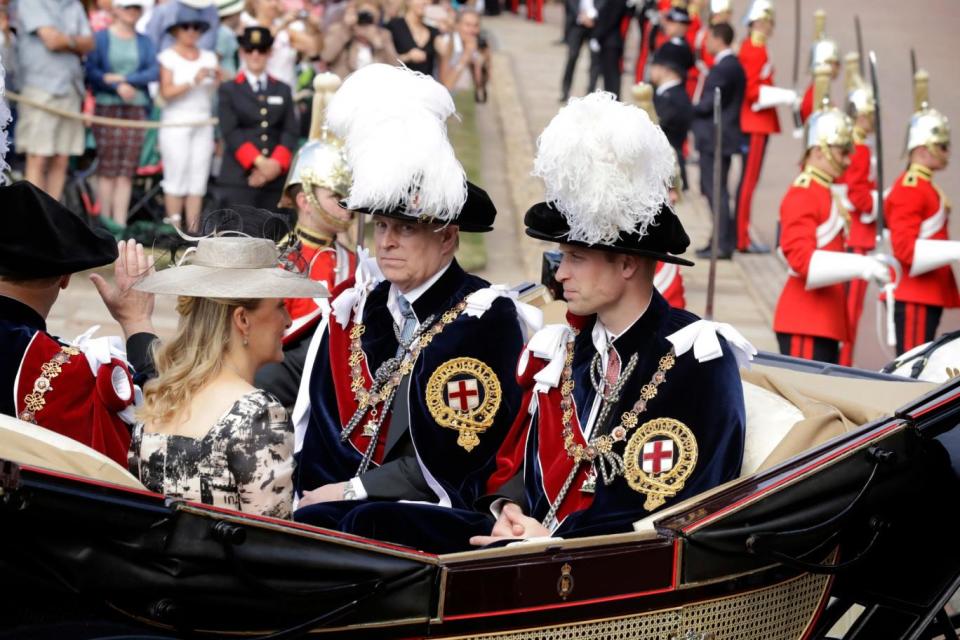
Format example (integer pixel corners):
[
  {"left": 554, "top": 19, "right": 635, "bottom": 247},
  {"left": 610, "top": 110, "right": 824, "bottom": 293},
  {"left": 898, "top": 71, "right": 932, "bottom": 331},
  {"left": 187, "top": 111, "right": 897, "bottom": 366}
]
[
  {"left": 302, "top": 179, "right": 352, "bottom": 233},
  {"left": 820, "top": 141, "right": 846, "bottom": 177}
]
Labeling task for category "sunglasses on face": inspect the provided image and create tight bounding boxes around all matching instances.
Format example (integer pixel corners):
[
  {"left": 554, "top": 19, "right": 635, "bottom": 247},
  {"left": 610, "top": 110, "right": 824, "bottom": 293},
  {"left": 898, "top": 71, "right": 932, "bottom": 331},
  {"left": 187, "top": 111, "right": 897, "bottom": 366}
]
[
  {"left": 242, "top": 46, "right": 271, "bottom": 54},
  {"left": 121, "top": 4, "right": 143, "bottom": 10},
  {"left": 179, "top": 22, "right": 207, "bottom": 31}
]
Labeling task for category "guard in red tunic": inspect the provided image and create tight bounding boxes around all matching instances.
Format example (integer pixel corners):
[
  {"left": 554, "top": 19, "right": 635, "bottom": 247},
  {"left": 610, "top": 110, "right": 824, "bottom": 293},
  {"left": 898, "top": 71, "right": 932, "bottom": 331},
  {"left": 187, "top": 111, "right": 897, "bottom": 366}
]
[
  {"left": 836, "top": 53, "right": 878, "bottom": 366},
  {"left": 277, "top": 73, "right": 357, "bottom": 345},
  {"left": 797, "top": 10, "right": 840, "bottom": 125},
  {"left": 735, "top": 0, "right": 778, "bottom": 253},
  {"left": 885, "top": 70, "right": 957, "bottom": 354},
  {"left": 774, "top": 67, "right": 891, "bottom": 364},
  {"left": 0, "top": 181, "right": 136, "bottom": 466}
]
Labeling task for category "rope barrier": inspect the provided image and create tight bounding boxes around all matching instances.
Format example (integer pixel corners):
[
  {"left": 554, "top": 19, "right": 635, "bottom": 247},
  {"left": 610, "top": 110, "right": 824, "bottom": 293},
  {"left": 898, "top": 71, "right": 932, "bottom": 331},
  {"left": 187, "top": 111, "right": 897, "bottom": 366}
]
[{"left": 5, "top": 90, "right": 219, "bottom": 129}]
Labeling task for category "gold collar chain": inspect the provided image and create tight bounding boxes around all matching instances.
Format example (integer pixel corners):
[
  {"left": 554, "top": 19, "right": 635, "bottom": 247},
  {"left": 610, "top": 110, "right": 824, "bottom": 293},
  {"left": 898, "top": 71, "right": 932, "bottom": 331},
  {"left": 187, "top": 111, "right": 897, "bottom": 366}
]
[
  {"left": 541, "top": 330, "right": 676, "bottom": 527},
  {"left": 344, "top": 300, "right": 469, "bottom": 436}
]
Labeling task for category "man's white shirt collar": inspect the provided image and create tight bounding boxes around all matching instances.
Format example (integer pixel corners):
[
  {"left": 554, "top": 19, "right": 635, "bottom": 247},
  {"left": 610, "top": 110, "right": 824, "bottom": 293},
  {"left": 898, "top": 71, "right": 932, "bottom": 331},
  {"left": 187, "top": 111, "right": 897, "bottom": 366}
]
[
  {"left": 656, "top": 78, "right": 682, "bottom": 95},
  {"left": 387, "top": 260, "right": 453, "bottom": 328},
  {"left": 245, "top": 70, "right": 269, "bottom": 92},
  {"left": 713, "top": 48, "right": 733, "bottom": 63}
]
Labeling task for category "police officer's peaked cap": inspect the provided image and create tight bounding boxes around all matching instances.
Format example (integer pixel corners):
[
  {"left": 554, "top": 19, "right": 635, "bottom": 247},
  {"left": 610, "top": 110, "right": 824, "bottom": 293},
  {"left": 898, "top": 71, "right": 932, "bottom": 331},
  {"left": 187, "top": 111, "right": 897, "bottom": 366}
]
[{"left": 239, "top": 26, "right": 274, "bottom": 50}]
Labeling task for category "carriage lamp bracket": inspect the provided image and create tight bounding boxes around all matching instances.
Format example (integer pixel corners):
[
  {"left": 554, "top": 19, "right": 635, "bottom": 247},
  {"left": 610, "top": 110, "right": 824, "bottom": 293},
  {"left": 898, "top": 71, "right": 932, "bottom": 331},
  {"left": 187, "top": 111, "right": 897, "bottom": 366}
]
[
  {"left": 741, "top": 446, "right": 895, "bottom": 574},
  {"left": 746, "top": 516, "right": 889, "bottom": 575}
]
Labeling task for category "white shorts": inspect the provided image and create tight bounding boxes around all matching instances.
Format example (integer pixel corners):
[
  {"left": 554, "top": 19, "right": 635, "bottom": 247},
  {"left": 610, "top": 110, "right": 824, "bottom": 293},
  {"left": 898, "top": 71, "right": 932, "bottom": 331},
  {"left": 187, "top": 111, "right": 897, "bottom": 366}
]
[{"left": 159, "top": 124, "right": 214, "bottom": 197}]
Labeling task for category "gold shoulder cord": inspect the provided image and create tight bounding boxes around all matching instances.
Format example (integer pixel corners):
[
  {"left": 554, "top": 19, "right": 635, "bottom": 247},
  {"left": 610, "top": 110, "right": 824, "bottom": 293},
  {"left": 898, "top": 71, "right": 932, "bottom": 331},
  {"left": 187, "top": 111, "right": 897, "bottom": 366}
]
[{"left": 19, "top": 345, "right": 81, "bottom": 424}]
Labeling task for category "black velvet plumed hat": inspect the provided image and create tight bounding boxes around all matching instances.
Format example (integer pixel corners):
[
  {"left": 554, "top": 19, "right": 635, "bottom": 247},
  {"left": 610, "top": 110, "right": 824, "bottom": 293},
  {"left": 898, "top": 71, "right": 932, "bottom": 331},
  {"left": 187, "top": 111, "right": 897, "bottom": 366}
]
[
  {"left": 528, "top": 92, "right": 694, "bottom": 266},
  {"left": 524, "top": 201, "right": 694, "bottom": 266},
  {"left": 349, "top": 181, "right": 497, "bottom": 233},
  {"left": 0, "top": 181, "right": 118, "bottom": 278}
]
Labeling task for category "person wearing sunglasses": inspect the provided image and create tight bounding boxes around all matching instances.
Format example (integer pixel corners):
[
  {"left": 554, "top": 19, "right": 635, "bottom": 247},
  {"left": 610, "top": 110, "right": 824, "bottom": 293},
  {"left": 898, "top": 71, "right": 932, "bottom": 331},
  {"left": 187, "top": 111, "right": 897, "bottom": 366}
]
[
  {"left": 773, "top": 66, "right": 891, "bottom": 365},
  {"left": 885, "top": 70, "right": 957, "bottom": 355},
  {"left": 216, "top": 26, "right": 298, "bottom": 213},
  {"left": 157, "top": 9, "right": 220, "bottom": 232}
]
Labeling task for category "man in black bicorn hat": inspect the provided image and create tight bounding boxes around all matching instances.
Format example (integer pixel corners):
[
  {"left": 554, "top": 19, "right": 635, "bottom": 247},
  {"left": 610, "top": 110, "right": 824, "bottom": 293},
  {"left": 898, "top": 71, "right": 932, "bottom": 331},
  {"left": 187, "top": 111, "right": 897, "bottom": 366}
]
[
  {"left": 470, "top": 92, "right": 751, "bottom": 545},
  {"left": 217, "top": 26, "right": 299, "bottom": 212},
  {"left": 0, "top": 181, "right": 137, "bottom": 465}
]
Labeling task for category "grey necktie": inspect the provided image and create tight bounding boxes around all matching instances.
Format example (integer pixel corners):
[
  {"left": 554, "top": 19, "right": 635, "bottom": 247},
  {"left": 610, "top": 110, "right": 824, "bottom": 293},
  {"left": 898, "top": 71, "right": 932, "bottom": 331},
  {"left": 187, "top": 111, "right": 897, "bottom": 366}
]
[{"left": 396, "top": 295, "right": 417, "bottom": 354}]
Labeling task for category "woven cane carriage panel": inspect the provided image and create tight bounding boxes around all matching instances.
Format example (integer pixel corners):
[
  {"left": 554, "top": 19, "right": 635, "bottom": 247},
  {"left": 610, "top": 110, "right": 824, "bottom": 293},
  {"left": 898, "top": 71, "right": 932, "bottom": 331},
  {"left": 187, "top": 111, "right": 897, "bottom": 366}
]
[
  {"left": 449, "top": 571, "right": 829, "bottom": 640},
  {"left": 679, "top": 570, "right": 831, "bottom": 639}
]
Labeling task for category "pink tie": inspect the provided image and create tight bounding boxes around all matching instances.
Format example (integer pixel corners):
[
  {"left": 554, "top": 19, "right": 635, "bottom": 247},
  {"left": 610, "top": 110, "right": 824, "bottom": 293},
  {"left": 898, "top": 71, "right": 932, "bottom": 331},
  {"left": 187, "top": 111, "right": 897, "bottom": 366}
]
[{"left": 605, "top": 345, "right": 621, "bottom": 390}]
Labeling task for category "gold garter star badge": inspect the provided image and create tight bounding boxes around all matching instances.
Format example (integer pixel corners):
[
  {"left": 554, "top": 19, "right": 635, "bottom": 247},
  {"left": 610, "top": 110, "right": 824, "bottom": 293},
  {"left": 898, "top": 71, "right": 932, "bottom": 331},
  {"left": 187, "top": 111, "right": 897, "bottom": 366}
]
[
  {"left": 622, "top": 417, "right": 698, "bottom": 511},
  {"left": 426, "top": 357, "right": 502, "bottom": 452}
]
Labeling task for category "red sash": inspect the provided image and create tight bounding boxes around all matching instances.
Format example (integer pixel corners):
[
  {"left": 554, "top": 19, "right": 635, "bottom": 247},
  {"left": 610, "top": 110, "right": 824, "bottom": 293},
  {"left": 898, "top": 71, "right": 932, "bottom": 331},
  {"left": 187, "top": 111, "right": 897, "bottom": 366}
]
[
  {"left": 326, "top": 313, "right": 389, "bottom": 466},
  {"left": 535, "top": 384, "right": 595, "bottom": 525}
]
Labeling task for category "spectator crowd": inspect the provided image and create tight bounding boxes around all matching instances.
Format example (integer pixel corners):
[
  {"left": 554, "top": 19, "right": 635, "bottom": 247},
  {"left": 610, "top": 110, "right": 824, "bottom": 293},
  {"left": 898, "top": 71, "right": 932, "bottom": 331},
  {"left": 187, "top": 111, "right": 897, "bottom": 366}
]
[{"left": 0, "top": 0, "right": 493, "bottom": 234}]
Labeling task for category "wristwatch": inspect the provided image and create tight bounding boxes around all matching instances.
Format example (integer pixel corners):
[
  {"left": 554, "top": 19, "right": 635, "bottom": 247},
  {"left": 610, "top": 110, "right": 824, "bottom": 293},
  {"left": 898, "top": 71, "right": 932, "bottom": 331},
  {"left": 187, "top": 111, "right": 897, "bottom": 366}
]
[{"left": 342, "top": 479, "right": 359, "bottom": 501}]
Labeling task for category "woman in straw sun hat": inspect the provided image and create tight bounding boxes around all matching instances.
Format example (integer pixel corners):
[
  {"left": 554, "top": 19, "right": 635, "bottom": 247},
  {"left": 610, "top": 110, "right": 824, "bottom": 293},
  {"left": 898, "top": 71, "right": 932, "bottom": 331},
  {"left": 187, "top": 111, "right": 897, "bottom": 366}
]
[{"left": 127, "top": 235, "right": 327, "bottom": 518}]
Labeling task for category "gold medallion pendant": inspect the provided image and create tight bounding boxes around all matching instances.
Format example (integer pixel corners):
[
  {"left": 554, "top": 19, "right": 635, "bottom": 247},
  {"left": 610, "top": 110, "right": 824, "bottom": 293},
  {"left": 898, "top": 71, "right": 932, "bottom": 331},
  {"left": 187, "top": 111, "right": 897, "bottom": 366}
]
[
  {"left": 622, "top": 417, "right": 698, "bottom": 511},
  {"left": 426, "top": 357, "right": 502, "bottom": 452}
]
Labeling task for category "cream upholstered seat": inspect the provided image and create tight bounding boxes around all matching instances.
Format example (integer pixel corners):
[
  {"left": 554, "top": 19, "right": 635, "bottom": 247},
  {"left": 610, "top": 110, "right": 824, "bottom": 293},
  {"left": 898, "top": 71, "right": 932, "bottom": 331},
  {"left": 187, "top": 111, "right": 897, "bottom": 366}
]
[{"left": 0, "top": 414, "right": 146, "bottom": 490}]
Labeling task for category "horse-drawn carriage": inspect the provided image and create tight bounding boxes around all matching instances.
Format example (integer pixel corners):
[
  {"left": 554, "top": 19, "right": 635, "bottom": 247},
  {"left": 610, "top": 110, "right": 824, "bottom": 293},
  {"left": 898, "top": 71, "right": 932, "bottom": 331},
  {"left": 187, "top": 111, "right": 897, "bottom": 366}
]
[{"left": 2, "top": 348, "right": 959, "bottom": 640}]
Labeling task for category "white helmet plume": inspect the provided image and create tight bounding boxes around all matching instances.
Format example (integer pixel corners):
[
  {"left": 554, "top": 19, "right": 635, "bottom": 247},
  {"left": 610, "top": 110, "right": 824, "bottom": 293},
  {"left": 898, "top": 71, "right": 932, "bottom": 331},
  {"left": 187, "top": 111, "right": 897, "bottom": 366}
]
[
  {"left": 532, "top": 92, "right": 674, "bottom": 246},
  {"left": 325, "top": 64, "right": 466, "bottom": 221}
]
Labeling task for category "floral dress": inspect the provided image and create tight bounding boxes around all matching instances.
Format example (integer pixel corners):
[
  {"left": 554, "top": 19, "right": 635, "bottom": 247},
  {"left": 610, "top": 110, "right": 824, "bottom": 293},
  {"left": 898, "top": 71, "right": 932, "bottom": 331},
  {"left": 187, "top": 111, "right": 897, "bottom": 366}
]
[{"left": 128, "top": 390, "right": 294, "bottom": 518}]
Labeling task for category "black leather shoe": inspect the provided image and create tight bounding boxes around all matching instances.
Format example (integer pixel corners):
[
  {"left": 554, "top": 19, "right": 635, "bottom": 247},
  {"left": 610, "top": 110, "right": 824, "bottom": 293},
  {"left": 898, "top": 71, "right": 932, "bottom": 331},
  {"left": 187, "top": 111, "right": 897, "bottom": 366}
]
[
  {"left": 740, "top": 241, "right": 771, "bottom": 254},
  {"left": 695, "top": 246, "right": 732, "bottom": 260}
]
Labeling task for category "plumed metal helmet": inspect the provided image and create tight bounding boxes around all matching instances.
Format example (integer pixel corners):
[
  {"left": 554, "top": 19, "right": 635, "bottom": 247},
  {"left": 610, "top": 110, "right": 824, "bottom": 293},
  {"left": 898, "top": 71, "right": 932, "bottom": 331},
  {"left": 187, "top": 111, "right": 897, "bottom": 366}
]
[
  {"left": 744, "top": 0, "right": 774, "bottom": 24},
  {"left": 907, "top": 69, "right": 951, "bottom": 154},
  {"left": 278, "top": 73, "right": 352, "bottom": 209},
  {"left": 805, "top": 63, "right": 854, "bottom": 166},
  {"left": 843, "top": 53, "right": 875, "bottom": 118},
  {"left": 808, "top": 9, "right": 839, "bottom": 71},
  {"left": 710, "top": 0, "right": 732, "bottom": 16}
]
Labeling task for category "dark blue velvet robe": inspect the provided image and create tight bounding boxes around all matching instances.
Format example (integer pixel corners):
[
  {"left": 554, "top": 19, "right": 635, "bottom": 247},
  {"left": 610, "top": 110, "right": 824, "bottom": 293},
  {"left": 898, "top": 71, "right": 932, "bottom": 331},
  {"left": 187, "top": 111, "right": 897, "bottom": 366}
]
[
  {"left": 305, "top": 291, "right": 746, "bottom": 554},
  {"left": 525, "top": 291, "right": 746, "bottom": 538},
  {"left": 0, "top": 295, "right": 46, "bottom": 418},
  {"left": 294, "top": 261, "right": 526, "bottom": 531}
]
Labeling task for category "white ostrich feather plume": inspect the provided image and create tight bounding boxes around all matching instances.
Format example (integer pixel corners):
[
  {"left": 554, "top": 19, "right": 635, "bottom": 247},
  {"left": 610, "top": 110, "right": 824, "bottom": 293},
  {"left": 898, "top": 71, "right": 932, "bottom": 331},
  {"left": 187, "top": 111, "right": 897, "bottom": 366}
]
[
  {"left": 532, "top": 92, "right": 674, "bottom": 245},
  {"left": 326, "top": 64, "right": 465, "bottom": 220}
]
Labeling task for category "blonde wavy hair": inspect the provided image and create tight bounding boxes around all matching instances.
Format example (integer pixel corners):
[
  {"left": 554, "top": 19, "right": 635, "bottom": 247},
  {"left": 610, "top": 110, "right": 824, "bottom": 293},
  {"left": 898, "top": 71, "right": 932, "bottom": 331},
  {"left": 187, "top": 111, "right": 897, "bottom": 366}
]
[{"left": 138, "top": 296, "right": 260, "bottom": 427}]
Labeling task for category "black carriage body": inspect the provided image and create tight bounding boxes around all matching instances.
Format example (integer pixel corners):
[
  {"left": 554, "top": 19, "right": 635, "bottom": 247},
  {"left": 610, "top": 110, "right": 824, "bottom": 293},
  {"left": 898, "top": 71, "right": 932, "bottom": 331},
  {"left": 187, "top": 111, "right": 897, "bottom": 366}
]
[{"left": 2, "top": 372, "right": 960, "bottom": 639}]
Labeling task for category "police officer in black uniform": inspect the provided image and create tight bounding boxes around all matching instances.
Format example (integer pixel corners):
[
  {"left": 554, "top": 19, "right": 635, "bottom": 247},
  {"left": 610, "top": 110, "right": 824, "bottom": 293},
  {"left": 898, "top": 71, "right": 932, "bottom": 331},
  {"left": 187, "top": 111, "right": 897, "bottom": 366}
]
[{"left": 217, "top": 27, "right": 299, "bottom": 212}]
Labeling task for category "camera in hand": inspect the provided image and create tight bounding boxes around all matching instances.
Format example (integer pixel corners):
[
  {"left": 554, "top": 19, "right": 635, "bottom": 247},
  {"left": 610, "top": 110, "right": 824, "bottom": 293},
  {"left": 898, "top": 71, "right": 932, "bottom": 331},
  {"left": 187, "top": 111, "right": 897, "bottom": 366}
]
[
  {"left": 357, "top": 10, "right": 375, "bottom": 25},
  {"left": 477, "top": 34, "right": 489, "bottom": 50}
]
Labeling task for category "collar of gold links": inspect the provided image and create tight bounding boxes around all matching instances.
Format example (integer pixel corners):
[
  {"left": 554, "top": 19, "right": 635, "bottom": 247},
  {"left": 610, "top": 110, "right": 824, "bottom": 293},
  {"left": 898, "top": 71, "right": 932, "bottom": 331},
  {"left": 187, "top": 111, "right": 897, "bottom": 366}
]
[
  {"left": 559, "top": 329, "right": 677, "bottom": 465},
  {"left": 346, "top": 300, "right": 469, "bottom": 424},
  {"left": 540, "top": 328, "right": 676, "bottom": 527}
]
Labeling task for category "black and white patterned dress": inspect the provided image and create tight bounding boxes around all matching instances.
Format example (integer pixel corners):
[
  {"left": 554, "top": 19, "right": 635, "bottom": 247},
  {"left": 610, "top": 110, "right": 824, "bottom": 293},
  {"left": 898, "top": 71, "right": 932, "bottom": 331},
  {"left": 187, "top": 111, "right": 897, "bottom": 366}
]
[{"left": 128, "top": 390, "right": 294, "bottom": 519}]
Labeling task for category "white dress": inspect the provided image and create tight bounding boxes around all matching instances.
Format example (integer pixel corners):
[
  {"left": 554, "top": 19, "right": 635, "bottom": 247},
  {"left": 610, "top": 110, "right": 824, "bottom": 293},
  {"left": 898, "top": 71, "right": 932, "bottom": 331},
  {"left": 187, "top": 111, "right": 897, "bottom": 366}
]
[{"left": 157, "top": 48, "right": 218, "bottom": 196}]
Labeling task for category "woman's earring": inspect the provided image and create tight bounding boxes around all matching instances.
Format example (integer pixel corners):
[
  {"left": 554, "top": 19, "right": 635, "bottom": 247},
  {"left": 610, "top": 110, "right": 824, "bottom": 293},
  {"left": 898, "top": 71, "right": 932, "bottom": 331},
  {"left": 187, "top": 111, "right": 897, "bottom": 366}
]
[{"left": 243, "top": 335, "right": 249, "bottom": 347}]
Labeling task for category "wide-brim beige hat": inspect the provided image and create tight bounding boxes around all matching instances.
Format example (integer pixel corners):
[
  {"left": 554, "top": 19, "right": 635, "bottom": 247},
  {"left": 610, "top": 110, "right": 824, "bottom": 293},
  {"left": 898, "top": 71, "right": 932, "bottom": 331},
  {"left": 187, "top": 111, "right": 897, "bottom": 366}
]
[{"left": 135, "top": 237, "right": 329, "bottom": 299}]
